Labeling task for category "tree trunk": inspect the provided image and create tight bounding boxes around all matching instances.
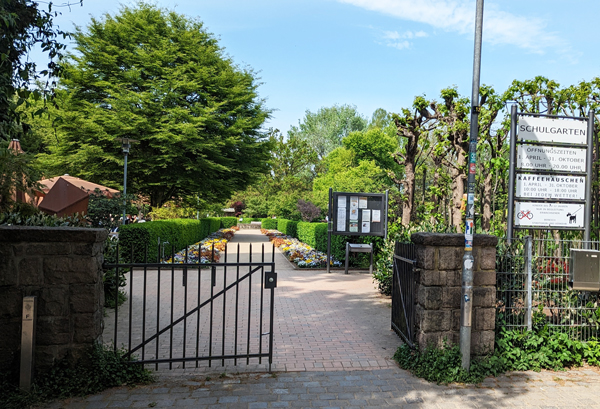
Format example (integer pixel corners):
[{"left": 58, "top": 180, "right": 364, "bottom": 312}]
[
  {"left": 402, "top": 160, "right": 416, "bottom": 227},
  {"left": 481, "top": 171, "right": 494, "bottom": 231},
  {"left": 451, "top": 150, "right": 467, "bottom": 229}
]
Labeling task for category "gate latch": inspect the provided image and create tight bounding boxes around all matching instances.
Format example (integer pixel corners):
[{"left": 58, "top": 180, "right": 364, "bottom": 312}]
[{"left": 265, "top": 271, "right": 277, "bottom": 289}]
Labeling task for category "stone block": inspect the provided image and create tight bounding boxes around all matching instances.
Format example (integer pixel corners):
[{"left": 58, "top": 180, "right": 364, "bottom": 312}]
[
  {"left": 471, "top": 331, "right": 495, "bottom": 355},
  {"left": 439, "top": 247, "right": 462, "bottom": 270},
  {"left": 474, "top": 270, "right": 496, "bottom": 286},
  {"left": 451, "top": 310, "right": 460, "bottom": 331},
  {"left": 72, "top": 242, "right": 104, "bottom": 256},
  {"left": 71, "top": 257, "right": 99, "bottom": 282},
  {"left": 38, "top": 287, "right": 70, "bottom": 317},
  {"left": 475, "top": 308, "right": 496, "bottom": 331},
  {"left": 418, "top": 310, "right": 451, "bottom": 332},
  {"left": 417, "top": 331, "right": 458, "bottom": 351},
  {"left": 35, "top": 345, "right": 70, "bottom": 371},
  {"left": 442, "top": 287, "right": 461, "bottom": 309},
  {"left": 0, "top": 320, "right": 21, "bottom": 369},
  {"left": 37, "top": 317, "right": 71, "bottom": 345},
  {"left": 419, "top": 270, "right": 444, "bottom": 286},
  {"left": 415, "top": 245, "right": 435, "bottom": 270},
  {"left": 0, "top": 287, "right": 23, "bottom": 318},
  {"left": 445, "top": 270, "right": 461, "bottom": 286},
  {"left": 473, "top": 287, "right": 495, "bottom": 307},
  {"left": 18, "top": 258, "right": 43, "bottom": 285},
  {"left": 418, "top": 286, "right": 442, "bottom": 310},
  {"left": 70, "top": 284, "right": 101, "bottom": 314},
  {"left": 24, "top": 243, "right": 71, "bottom": 256},
  {"left": 0, "top": 246, "right": 17, "bottom": 286},
  {"left": 73, "top": 312, "right": 102, "bottom": 343},
  {"left": 479, "top": 246, "right": 497, "bottom": 271},
  {"left": 43, "top": 257, "right": 72, "bottom": 284}
]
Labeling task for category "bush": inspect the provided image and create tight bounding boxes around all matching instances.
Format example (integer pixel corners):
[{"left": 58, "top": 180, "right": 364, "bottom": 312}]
[
  {"left": 296, "top": 222, "right": 349, "bottom": 263},
  {"left": 277, "top": 218, "right": 298, "bottom": 237},
  {"left": 261, "top": 218, "right": 278, "bottom": 230},
  {"left": 220, "top": 217, "right": 238, "bottom": 228},
  {"left": 119, "top": 218, "right": 221, "bottom": 262},
  {"left": 0, "top": 344, "right": 153, "bottom": 408}
]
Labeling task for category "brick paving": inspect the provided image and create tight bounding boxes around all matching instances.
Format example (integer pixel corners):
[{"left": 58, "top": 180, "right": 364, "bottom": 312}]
[{"left": 44, "top": 230, "right": 600, "bottom": 408}]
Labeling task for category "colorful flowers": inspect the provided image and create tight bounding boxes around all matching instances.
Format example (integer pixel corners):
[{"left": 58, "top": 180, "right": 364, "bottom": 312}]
[
  {"left": 164, "top": 228, "right": 236, "bottom": 264},
  {"left": 262, "top": 229, "right": 341, "bottom": 268}
]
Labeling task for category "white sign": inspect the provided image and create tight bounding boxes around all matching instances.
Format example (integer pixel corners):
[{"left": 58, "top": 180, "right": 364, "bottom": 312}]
[
  {"left": 336, "top": 207, "right": 346, "bottom": 232},
  {"left": 518, "top": 116, "right": 587, "bottom": 145},
  {"left": 516, "top": 174, "right": 586, "bottom": 200},
  {"left": 516, "top": 145, "right": 586, "bottom": 172},
  {"left": 515, "top": 201, "right": 584, "bottom": 228}
]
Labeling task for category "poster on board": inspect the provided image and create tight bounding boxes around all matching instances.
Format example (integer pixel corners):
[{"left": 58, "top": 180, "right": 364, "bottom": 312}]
[{"left": 514, "top": 201, "right": 584, "bottom": 228}]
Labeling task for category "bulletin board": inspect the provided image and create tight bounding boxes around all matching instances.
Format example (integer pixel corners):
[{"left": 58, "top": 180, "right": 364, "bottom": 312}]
[{"left": 329, "top": 190, "right": 388, "bottom": 238}]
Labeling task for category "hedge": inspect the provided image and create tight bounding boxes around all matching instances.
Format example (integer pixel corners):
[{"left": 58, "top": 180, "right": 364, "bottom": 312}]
[
  {"left": 239, "top": 217, "right": 261, "bottom": 223},
  {"left": 261, "top": 218, "right": 278, "bottom": 230},
  {"left": 220, "top": 217, "right": 238, "bottom": 228},
  {"left": 119, "top": 218, "right": 222, "bottom": 262},
  {"left": 277, "top": 218, "right": 298, "bottom": 237}
]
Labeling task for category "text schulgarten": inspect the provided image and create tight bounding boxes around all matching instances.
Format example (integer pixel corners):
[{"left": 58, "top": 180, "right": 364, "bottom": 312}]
[{"left": 519, "top": 125, "right": 586, "bottom": 136}]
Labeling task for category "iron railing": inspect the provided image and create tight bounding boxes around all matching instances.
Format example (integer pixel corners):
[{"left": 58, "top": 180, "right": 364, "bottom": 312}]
[
  {"left": 391, "top": 242, "right": 416, "bottom": 347},
  {"left": 103, "top": 242, "right": 277, "bottom": 371}
]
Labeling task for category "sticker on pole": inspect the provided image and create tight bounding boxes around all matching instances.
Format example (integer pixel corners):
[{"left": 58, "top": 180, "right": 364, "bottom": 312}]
[{"left": 514, "top": 202, "right": 585, "bottom": 228}]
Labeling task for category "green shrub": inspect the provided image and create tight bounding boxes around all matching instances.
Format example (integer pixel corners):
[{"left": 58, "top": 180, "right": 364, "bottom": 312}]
[
  {"left": 261, "top": 218, "right": 278, "bottom": 230},
  {"left": 119, "top": 218, "right": 221, "bottom": 262},
  {"left": 0, "top": 343, "right": 153, "bottom": 408},
  {"left": 297, "top": 222, "right": 349, "bottom": 262},
  {"left": 220, "top": 217, "right": 238, "bottom": 228},
  {"left": 277, "top": 218, "right": 298, "bottom": 237}
]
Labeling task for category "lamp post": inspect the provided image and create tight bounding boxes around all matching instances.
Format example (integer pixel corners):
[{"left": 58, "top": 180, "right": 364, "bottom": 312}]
[{"left": 117, "top": 138, "right": 138, "bottom": 226}]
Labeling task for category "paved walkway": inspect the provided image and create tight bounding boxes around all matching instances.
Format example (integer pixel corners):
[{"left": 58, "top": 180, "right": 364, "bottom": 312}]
[{"left": 44, "top": 230, "right": 600, "bottom": 408}]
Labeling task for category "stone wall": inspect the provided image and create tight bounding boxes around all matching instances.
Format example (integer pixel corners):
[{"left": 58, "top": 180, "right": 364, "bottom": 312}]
[
  {"left": 412, "top": 233, "right": 497, "bottom": 355},
  {"left": 0, "top": 226, "right": 108, "bottom": 374}
]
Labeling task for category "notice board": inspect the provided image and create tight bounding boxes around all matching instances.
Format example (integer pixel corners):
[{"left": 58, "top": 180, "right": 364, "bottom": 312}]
[{"left": 329, "top": 190, "right": 388, "bottom": 237}]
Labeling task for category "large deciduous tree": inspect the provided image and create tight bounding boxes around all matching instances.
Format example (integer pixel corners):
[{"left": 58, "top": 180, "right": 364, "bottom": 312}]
[{"left": 38, "top": 3, "right": 271, "bottom": 207}]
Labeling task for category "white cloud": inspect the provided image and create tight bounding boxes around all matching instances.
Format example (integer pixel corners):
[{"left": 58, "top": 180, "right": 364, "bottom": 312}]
[
  {"left": 381, "top": 29, "right": 429, "bottom": 49},
  {"left": 337, "top": 0, "right": 567, "bottom": 54}
]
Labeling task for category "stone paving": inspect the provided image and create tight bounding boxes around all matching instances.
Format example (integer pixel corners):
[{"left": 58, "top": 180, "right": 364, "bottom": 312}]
[{"left": 43, "top": 230, "right": 600, "bottom": 408}]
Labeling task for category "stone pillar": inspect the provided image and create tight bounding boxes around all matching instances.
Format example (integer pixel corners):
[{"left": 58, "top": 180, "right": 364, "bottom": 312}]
[
  {"left": 411, "top": 233, "right": 497, "bottom": 355},
  {"left": 0, "top": 226, "right": 108, "bottom": 374}
]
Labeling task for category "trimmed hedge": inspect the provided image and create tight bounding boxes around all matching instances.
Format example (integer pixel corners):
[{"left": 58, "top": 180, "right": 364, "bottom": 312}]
[
  {"left": 220, "top": 217, "right": 238, "bottom": 228},
  {"left": 277, "top": 218, "right": 298, "bottom": 237},
  {"left": 261, "top": 218, "right": 278, "bottom": 230},
  {"left": 119, "top": 218, "right": 222, "bottom": 262}
]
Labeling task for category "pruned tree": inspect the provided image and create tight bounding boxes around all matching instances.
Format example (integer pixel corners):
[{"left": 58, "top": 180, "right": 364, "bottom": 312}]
[{"left": 392, "top": 96, "right": 439, "bottom": 227}]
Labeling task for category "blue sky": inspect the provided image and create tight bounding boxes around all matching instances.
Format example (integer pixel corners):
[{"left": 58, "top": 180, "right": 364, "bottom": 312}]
[{"left": 39, "top": 0, "right": 600, "bottom": 133}]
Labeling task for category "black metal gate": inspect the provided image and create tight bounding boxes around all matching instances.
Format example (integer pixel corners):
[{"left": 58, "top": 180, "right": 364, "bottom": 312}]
[
  {"left": 103, "top": 243, "right": 277, "bottom": 371},
  {"left": 391, "top": 242, "right": 416, "bottom": 347}
]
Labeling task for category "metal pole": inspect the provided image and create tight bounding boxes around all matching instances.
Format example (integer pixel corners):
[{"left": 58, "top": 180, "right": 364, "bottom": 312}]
[
  {"left": 507, "top": 104, "right": 518, "bottom": 244},
  {"left": 524, "top": 235, "right": 533, "bottom": 331},
  {"left": 327, "top": 187, "right": 332, "bottom": 274},
  {"left": 122, "top": 152, "right": 128, "bottom": 226},
  {"left": 460, "top": 0, "right": 484, "bottom": 371},
  {"left": 584, "top": 110, "right": 594, "bottom": 246}
]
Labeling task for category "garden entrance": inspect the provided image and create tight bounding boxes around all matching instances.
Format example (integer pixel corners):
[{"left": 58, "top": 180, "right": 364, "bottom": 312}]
[
  {"left": 497, "top": 236, "right": 600, "bottom": 340},
  {"left": 103, "top": 240, "right": 277, "bottom": 371}
]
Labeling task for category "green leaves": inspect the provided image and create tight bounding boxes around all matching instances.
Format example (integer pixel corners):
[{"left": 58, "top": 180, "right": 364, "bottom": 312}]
[{"left": 37, "top": 3, "right": 270, "bottom": 207}]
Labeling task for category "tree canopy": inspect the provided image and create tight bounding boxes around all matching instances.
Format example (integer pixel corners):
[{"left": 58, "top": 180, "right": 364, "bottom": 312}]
[{"left": 37, "top": 3, "right": 271, "bottom": 207}]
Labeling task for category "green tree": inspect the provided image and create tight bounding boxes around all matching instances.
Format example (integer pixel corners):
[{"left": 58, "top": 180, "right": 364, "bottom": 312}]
[
  {"left": 36, "top": 3, "right": 271, "bottom": 207},
  {"left": 290, "top": 104, "right": 367, "bottom": 160},
  {"left": 0, "top": 1, "right": 80, "bottom": 212}
]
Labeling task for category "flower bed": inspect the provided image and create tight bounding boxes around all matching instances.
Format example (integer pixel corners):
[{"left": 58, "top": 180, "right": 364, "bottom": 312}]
[
  {"left": 164, "top": 228, "right": 236, "bottom": 264},
  {"left": 261, "top": 229, "right": 341, "bottom": 268}
]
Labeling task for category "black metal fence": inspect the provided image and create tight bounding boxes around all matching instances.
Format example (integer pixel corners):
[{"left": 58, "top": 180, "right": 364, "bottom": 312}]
[
  {"left": 391, "top": 242, "right": 416, "bottom": 347},
  {"left": 103, "top": 243, "right": 277, "bottom": 371}
]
